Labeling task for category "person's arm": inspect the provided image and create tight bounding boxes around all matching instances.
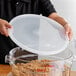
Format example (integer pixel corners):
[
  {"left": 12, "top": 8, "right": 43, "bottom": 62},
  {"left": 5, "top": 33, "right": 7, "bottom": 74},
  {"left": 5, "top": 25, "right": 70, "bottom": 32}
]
[
  {"left": 40, "top": 0, "right": 73, "bottom": 40},
  {"left": 0, "top": 19, "right": 12, "bottom": 37},
  {"left": 48, "top": 12, "right": 73, "bottom": 40}
]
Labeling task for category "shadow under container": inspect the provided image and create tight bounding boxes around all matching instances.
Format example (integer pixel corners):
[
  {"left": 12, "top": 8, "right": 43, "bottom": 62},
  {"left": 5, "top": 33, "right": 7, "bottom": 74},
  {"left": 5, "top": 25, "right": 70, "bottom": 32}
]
[{"left": 5, "top": 47, "right": 75, "bottom": 76}]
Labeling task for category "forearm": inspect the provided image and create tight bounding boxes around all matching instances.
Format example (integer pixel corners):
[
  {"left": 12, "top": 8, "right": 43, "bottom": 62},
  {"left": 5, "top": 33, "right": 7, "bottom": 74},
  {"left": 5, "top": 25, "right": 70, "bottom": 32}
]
[
  {"left": 48, "top": 13, "right": 68, "bottom": 26},
  {"left": 48, "top": 13, "right": 73, "bottom": 40}
]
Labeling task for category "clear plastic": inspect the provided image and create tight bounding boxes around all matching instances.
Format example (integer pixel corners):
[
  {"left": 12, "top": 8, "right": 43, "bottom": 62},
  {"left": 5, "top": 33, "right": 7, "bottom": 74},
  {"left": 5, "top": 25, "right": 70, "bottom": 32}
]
[
  {"left": 6, "top": 47, "right": 74, "bottom": 76},
  {"left": 9, "top": 14, "right": 69, "bottom": 55}
]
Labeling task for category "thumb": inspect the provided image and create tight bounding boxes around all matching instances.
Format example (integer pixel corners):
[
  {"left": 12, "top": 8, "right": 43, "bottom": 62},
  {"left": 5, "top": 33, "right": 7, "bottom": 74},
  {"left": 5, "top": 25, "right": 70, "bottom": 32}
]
[
  {"left": 64, "top": 24, "right": 69, "bottom": 35},
  {"left": 5, "top": 23, "right": 12, "bottom": 28}
]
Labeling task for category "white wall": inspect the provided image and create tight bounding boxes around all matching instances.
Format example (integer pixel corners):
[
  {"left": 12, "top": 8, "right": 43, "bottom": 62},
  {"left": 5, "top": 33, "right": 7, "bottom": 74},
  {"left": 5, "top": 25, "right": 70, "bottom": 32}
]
[{"left": 51, "top": 0, "right": 76, "bottom": 71}]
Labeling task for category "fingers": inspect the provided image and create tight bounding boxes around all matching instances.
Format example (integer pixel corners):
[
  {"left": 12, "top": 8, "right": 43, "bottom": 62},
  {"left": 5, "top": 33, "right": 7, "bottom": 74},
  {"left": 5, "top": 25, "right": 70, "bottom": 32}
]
[
  {"left": 5, "top": 22, "right": 12, "bottom": 28},
  {"left": 0, "top": 19, "right": 12, "bottom": 37},
  {"left": 68, "top": 29, "right": 73, "bottom": 40},
  {"left": 64, "top": 24, "right": 73, "bottom": 40},
  {"left": 64, "top": 24, "right": 69, "bottom": 35}
]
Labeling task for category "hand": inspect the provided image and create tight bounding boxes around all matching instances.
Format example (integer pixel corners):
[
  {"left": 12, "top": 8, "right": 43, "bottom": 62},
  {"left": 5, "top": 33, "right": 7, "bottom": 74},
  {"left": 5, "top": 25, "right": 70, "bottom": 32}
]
[
  {"left": 48, "top": 13, "right": 73, "bottom": 40},
  {"left": 63, "top": 23, "right": 73, "bottom": 40},
  {"left": 0, "top": 19, "right": 12, "bottom": 37}
]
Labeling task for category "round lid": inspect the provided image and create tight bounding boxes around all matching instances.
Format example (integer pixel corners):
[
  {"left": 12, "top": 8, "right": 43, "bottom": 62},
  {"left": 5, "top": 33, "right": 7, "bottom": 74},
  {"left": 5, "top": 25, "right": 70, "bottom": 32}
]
[{"left": 9, "top": 14, "right": 69, "bottom": 55}]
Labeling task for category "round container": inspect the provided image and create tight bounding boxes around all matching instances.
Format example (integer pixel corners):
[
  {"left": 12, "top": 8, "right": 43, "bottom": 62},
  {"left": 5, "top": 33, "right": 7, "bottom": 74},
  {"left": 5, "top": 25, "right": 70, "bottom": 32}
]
[
  {"left": 6, "top": 47, "right": 76, "bottom": 76},
  {"left": 8, "top": 14, "right": 69, "bottom": 55},
  {"left": 7, "top": 14, "right": 76, "bottom": 76}
]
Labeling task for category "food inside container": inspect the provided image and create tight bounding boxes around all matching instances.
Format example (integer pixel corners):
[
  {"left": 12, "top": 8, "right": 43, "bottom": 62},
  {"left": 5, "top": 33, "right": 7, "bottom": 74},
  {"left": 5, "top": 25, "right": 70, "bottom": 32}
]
[
  {"left": 11, "top": 60, "right": 70, "bottom": 76},
  {"left": 5, "top": 47, "right": 73, "bottom": 76}
]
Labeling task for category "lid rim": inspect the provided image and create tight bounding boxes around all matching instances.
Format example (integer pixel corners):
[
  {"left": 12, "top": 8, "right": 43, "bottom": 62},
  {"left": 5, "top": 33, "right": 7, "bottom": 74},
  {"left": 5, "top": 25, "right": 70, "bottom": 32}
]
[{"left": 9, "top": 14, "right": 69, "bottom": 55}]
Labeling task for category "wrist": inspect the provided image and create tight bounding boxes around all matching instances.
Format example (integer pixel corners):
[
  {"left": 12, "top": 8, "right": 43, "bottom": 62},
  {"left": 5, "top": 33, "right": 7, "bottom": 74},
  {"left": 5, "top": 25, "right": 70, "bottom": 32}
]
[{"left": 63, "top": 23, "right": 70, "bottom": 27}]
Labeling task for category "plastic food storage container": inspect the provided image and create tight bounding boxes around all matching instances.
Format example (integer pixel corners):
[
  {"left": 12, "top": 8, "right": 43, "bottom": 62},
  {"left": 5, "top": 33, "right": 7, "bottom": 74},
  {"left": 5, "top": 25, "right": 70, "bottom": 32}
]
[
  {"left": 6, "top": 14, "right": 76, "bottom": 76},
  {"left": 5, "top": 47, "right": 76, "bottom": 76}
]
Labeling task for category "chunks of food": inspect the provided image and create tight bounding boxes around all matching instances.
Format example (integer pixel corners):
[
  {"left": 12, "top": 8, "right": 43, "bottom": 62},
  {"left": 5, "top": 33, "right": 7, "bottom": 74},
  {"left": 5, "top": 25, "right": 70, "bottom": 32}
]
[{"left": 11, "top": 59, "right": 70, "bottom": 76}]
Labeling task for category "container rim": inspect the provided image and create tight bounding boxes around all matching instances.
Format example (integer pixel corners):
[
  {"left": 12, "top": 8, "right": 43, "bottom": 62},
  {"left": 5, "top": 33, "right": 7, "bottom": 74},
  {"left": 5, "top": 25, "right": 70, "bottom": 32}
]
[{"left": 9, "top": 47, "right": 73, "bottom": 62}]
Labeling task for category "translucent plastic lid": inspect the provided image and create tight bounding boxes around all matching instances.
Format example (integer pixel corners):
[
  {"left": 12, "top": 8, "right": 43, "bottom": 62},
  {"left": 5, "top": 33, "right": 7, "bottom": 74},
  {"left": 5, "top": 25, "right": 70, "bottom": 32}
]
[{"left": 9, "top": 14, "right": 69, "bottom": 55}]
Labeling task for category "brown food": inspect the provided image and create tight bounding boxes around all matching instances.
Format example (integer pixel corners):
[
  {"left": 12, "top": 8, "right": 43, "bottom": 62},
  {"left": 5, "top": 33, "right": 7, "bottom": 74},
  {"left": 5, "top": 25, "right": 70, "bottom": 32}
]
[{"left": 11, "top": 59, "right": 70, "bottom": 76}]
